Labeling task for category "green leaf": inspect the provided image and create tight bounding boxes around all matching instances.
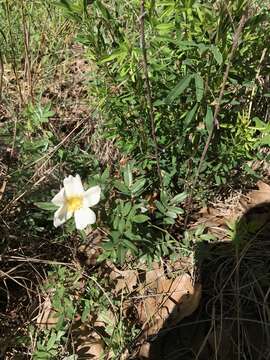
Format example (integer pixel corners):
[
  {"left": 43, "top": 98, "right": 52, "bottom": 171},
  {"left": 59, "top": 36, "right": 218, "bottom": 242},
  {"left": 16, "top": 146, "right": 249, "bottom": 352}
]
[
  {"left": 122, "top": 202, "right": 132, "bottom": 216},
  {"left": 132, "top": 214, "right": 149, "bottom": 223},
  {"left": 156, "top": 23, "right": 175, "bottom": 33},
  {"left": 155, "top": 200, "right": 166, "bottom": 214},
  {"left": 153, "top": 99, "right": 165, "bottom": 107},
  {"left": 102, "top": 241, "right": 114, "bottom": 251},
  {"left": 95, "top": 0, "right": 111, "bottom": 19},
  {"left": 160, "top": 191, "right": 169, "bottom": 205},
  {"left": 200, "top": 234, "right": 217, "bottom": 241},
  {"left": 194, "top": 74, "right": 204, "bottom": 102},
  {"left": 215, "top": 174, "right": 221, "bottom": 185},
  {"left": 197, "top": 43, "right": 208, "bottom": 54},
  {"left": 111, "top": 231, "right": 121, "bottom": 242},
  {"left": 253, "top": 117, "right": 267, "bottom": 129},
  {"left": 184, "top": 104, "right": 198, "bottom": 129},
  {"left": 47, "top": 332, "right": 57, "bottom": 351},
  {"left": 204, "top": 106, "right": 214, "bottom": 134},
  {"left": 165, "top": 75, "right": 193, "bottom": 104},
  {"left": 176, "top": 40, "right": 198, "bottom": 48},
  {"left": 210, "top": 46, "right": 222, "bottom": 65},
  {"left": 123, "top": 163, "right": 133, "bottom": 188},
  {"left": 56, "top": 0, "right": 82, "bottom": 21},
  {"left": 118, "top": 218, "right": 126, "bottom": 233},
  {"left": 100, "top": 49, "right": 127, "bottom": 64},
  {"left": 125, "top": 231, "right": 141, "bottom": 241},
  {"left": 128, "top": 204, "right": 140, "bottom": 219},
  {"left": 130, "top": 178, "right": 146, "bottom": 195},
  {"left": 163, "top": 217, "right": 175, "bottom": 225},
  {"left": 113, "top": 212, "right": 120, "bottom": 230},
  {"left": 81, "top": 300, "right": 90, "bottom": 322},
  {"left": 170, "top": 192, "right": 187, "bottom": 204},
  {"left": 82, "top": 0, "right": 88, "bottom": 13},
  {"left": 243, "top": 163, "right": 260, "bottom": 178},
  {"left": 101, "top": 166, "right": 110, "bottom": 182},
  {"left": 35, "top": 351, "right": 50, "bottom": 359},
  {"left": 167, "top": 206, "right": 184, "bottom": 215},
  {"left": 125, "top": 220, "right": 132, "bottom": 231},
  {"left": 257, "top": 135, "right": 270, "bottom": 146},
  {"left": 58, "top": 0, "right": 73, "bottom": 13},
  {"left": 114, "top": 180, "right": 130, "bottom": 194},
  {"left": 34, "top": 202, "right": 58, "bottom": 211},
  {"left": 117, "top": 245, "right": 126, "bottom": 264},
  {"left": 195, "top": 225, "right": 204, "bottom": 236},
  {"left": 166, "top": 211, "right": 178, "bottom": 219},
  {"left": 123, "top": 238, "right": 138, "bottom": 252}
]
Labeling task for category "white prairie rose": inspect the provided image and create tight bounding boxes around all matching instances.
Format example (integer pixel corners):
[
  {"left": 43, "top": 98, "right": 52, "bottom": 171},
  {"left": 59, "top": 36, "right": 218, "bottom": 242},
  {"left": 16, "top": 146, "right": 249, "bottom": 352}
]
[{"left": 52, "top": 174, "right": 101, "bottom": 230}]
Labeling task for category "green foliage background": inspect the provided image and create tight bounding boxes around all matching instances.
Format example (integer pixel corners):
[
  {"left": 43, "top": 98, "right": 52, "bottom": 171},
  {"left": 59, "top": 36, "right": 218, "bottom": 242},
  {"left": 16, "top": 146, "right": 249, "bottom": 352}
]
[{"left": 55, "top": 0, "right": 270, "bottom": 190}]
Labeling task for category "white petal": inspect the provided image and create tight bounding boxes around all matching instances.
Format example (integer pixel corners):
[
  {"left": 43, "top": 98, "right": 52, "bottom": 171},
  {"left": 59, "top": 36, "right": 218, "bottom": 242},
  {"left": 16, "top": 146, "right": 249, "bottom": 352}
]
[
  {"left": 83, "top": 185, "right": 101, "bottom": 207},
  {"left": 53, "top": 206, "right": 64, "bottom": 227},
  {"left": 53, "top": 205, "right": 70, "bottom": 227},
  {"left": 63, "top": 174, "right": 84, "bottom": 197},
  {"left": 74, "top": 207, "right": 96, "bottom": 230},
  {"left": 51, "top": 188, "right": 65, "bottom": 206}
]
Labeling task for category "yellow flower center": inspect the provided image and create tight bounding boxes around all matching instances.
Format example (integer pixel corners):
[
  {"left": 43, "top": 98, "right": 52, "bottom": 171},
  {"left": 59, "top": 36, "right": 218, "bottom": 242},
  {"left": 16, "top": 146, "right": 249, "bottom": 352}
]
[{"left": 66, "top": 196, "right": 83, "bottom": 212}]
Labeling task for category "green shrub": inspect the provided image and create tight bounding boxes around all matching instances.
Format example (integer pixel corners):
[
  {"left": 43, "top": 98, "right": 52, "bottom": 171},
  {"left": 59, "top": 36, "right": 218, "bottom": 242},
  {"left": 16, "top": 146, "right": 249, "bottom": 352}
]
[{"left": 55, "top": 0, "right": 270, "bottom": 194}]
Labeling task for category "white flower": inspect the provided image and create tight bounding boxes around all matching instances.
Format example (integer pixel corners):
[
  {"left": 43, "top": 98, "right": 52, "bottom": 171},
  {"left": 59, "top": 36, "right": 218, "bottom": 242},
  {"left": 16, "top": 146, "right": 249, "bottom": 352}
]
[{"left": 52, "top": 174, "right": 101, "bottom": 230}]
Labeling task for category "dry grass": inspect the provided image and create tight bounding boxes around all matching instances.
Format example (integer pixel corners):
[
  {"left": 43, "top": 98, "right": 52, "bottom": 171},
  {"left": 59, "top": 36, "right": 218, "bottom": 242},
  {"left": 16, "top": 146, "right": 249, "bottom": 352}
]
[
  {"left": 0, "top": 25, "right": 119, "bottom": 356},
  {"left": 146, "top": 204, "right": 270, "bottom": 360}
]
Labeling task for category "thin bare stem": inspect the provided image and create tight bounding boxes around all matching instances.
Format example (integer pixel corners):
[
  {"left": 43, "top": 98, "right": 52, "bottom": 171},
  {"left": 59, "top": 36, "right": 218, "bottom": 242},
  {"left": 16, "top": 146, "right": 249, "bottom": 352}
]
[
  {"left": 5, "top": 0, "right": 24, "bottom": 106},
  {"left": 194, "top": 14, "right": 247, "bottom": 185},
  {"left": 139, "top": 0, "right": 163, "bottom": 187},
  {"left": 184, "top": 14, "right": 247, "bottom": 227},
  {"left": 0, "top": 51, "right": 3, "bottom": 100},
  {"left": 21, "top": 0, "right": 34, "bottom": 102},
  {"left": 248, "top": 47, "right": 267, "bottom": 120}
]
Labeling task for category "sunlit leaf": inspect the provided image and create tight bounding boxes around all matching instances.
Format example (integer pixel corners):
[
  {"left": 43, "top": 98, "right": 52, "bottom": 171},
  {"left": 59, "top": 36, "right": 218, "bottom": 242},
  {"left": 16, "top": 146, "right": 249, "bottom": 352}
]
[{"left": 170, "top": 192, "right": 188, "bottom": 204}]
